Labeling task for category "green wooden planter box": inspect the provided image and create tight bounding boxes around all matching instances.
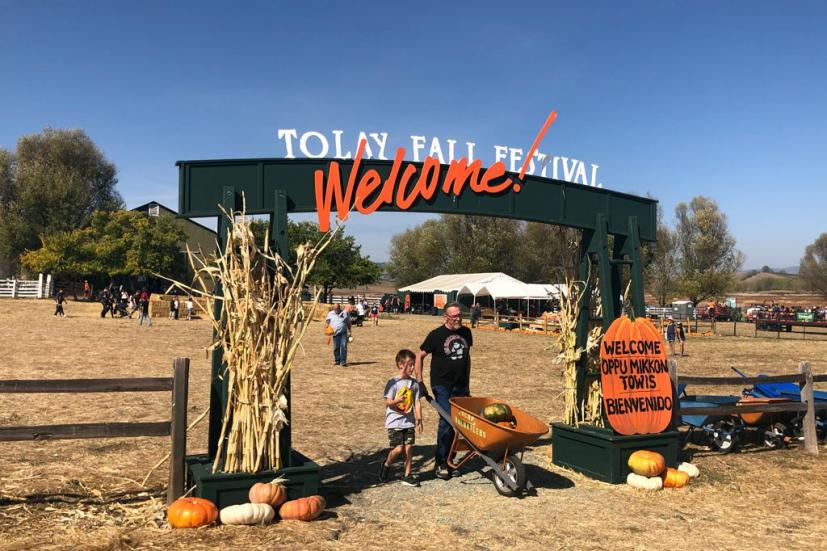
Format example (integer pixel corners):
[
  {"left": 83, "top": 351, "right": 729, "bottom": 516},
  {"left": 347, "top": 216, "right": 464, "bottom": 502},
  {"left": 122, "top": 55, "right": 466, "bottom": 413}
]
[
  {"left": 551, "top": 423, "right": 679, "bottom": 484},
  {"left": 186, "top": 450, "right": 320, "bottom": 509}
]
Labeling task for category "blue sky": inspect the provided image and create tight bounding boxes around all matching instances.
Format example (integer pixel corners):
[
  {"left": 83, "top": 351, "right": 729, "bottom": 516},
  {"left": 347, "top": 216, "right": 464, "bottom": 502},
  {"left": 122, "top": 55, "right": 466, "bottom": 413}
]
[{"left": 1, "top": 1, "right": 825, "bottom": 269}]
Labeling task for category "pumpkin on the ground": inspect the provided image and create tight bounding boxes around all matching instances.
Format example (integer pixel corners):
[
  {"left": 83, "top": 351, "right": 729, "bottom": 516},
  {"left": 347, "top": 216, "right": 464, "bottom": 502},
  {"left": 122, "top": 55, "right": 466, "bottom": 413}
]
[
  {"left": 249, "top": 478, "right": 288, "bottom": 507},
  {"left": 220, "top": 503, "right": 275, "bottom": 525},
  {"left": 662, "top": 467, "right": 690, "bottom": 488},
  {"left": 626, "top": 472, "right": 663, "bottom": 490},
  {"left": 677, "top": 462, "right": 700, "bottom": 478},
  {"left": 279, "top": 495, "right": 325, "bottom": 521},
  {"left": 627, "top": 450, "right": 666, "bottom": 477},
  {"left": 480, "top": 403, "right": 513, "bottom": 423},
  {"left": 167, "top": 497, "right": 219, "bottom": 529}
]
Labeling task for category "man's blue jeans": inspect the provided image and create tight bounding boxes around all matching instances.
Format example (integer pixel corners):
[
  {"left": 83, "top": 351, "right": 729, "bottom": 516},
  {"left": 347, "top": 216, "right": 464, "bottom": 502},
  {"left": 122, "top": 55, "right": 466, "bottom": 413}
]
[
  {"left": 332, "top": 332, "right": 348, "bottom": 365},
  {"left": 432, "top": 383, "right": 470, "bottom": 465}
]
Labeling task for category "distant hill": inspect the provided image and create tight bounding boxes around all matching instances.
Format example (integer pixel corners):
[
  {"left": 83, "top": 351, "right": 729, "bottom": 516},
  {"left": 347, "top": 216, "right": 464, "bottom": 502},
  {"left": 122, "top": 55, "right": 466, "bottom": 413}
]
[
  {"left": 736, "top": 271, "right": 803, "bottom": 292},
  {"left": 742, "top": 265, "right": 799, "bottom": 275}
]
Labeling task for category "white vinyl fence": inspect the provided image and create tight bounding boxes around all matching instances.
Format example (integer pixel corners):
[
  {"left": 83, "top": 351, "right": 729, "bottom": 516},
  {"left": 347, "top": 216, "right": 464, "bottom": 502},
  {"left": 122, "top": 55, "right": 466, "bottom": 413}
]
[{"left": 0, "top": 274, "right": 53, "bottom": 298}]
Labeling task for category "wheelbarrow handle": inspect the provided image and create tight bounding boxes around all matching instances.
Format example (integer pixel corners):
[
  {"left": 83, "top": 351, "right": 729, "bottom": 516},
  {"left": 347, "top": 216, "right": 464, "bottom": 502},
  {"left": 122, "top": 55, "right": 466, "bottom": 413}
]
[
  {"left": 426, "top": 395, "right": 454, "bottom": 425},
  {"left": 731, "top": 366, "right": 749, "bottom": 378}
]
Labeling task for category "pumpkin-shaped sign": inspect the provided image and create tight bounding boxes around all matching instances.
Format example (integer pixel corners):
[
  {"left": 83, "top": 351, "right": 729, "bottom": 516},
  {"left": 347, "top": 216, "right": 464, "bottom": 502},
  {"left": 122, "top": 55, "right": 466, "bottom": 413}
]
[{"left": 600, "top": 316, "right": 673, "bottom": 435}]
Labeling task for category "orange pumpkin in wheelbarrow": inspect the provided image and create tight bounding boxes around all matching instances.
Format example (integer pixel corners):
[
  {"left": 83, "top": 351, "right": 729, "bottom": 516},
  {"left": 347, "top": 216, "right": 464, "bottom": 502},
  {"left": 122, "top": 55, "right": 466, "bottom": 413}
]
[{"left": 436, "top": 396, "right": 548, "bottom": 496}]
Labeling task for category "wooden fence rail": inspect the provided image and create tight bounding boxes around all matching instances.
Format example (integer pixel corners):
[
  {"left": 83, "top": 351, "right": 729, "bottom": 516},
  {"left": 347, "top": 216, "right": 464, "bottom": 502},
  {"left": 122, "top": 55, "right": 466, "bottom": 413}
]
[
  {"left": 0, "top": 357, "right": 189, "bottom": 503},
  {"left": 670, "top": 361, "right": 820, "bottom": 455}
]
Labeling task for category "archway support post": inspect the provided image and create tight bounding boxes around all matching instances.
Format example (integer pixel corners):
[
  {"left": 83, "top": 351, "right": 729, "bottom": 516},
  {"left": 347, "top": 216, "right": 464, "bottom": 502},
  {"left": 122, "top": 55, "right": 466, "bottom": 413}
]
[{"left": 188, "top": 186, "right": 318, "bottom": 509}]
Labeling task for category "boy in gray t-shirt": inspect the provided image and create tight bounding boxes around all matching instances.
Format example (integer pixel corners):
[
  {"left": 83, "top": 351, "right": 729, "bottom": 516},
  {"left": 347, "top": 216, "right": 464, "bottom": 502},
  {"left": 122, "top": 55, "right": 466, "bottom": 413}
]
[{"left": 379, "top": 349, "right": 423, "bottom": 486}]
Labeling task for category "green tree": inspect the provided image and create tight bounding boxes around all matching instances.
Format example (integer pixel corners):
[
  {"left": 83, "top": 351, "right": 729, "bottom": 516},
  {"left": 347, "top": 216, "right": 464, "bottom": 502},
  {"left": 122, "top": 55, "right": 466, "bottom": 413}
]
[
  {"left": 799, "top": 233, "right": 827, "bottom": 297},
  {"left": 515, "top": 222, "right": 580, "bottom": 283},
  {"left": 439, "top": 215, "right": 522, "bottom": 275},
  {"left": 644, "top": 221, "right": 679, "bottom": 306},
  {"left": 387, "top": 215, "right": 539, "bottom": 285},
  {"left": 240, "top": 219, "right": 381, "bottom": 301},
  {"left": 20, "top": 210, "right": 185, "bottom": 280},
  {"left": 386, "top": 219, "right": 447, "bottom": 285},
  {"left": 287, "top": 221, "right": 380, "bottom": 301},
  {"left": 0, "top": 128, "right": 123, "bottom": 274},
  {"left": 674, "top": 196, "right": 743, "bottom": 305}
]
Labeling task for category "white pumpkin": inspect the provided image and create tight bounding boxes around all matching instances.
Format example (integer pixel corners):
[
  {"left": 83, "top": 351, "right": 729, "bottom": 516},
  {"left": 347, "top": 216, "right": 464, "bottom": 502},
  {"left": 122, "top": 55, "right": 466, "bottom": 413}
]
[
  {"left": 677, "top": 462, "right": 700, "bottom": 478},
  {"left": 626, "top": 472, "right": 663, "bottom": 490},
  {"left": 219, "top": 503, "right": 275, "bottom": 525}
]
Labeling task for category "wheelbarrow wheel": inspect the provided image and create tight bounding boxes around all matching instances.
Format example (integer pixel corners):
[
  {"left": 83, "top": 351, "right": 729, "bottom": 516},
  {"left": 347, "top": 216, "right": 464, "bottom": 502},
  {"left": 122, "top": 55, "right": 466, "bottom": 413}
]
[
  {"left": 708, "top": 420, "right": 739, "bottom": 453},
  {"left": 763, "top": 422, "right": 788, "bottom": 449},
  {"left": 492, "top": 455, "right": 526, "bottom": 497}
]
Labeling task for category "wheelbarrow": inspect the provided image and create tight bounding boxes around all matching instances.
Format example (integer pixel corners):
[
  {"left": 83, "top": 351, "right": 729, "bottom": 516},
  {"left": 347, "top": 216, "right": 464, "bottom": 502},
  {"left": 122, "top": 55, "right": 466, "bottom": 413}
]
[
  {"left": 679, "top": 392, "right": 744, "bottom": 452},
  {"left": 733, "top": 367, "right": 826, "bottom": 442},
  {"left": 426, "top": 395, "right": 548, "bottom": 496},
  {"left": 679, "top": 378, "right": 796, "bottom": 451}
]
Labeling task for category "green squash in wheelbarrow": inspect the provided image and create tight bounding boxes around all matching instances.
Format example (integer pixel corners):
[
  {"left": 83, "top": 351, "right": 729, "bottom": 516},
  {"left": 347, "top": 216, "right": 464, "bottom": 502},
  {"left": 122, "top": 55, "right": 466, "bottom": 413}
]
[{"left": 480, "top": 403, "right": 514, "bottom": 424}]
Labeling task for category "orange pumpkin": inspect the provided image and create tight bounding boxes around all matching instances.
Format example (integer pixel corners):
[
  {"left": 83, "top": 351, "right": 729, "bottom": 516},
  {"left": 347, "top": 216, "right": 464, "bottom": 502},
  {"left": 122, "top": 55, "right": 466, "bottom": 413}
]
[
  {"left": 661, "top": 467, "right": 690, "bottom": 488},
  {"left": 627, "top": 450, "right": 666, "bottom": 477},
  {"left": 167, "top": 497, "right": 219, "bottom": 528},
  {"left": 279, "top": 495, "right": 325, "bottom": 521},
  {"left": 249, "top": 479, "right": 288, "bottom": 507},
  {"left": 600, "top": 316, "right": 674, "bottom": 435}
]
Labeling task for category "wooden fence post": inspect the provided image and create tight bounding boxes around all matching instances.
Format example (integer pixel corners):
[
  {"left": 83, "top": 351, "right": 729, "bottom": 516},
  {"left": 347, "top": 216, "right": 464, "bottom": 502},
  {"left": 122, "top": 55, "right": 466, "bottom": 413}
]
[
  {"left": 799, "top": 362, "right": 818, "bottom": 456},
  {"left": 668, "top": 359, "right": 679, "bottom": 429},
  {"left": 168, "top": 357, "right": 190, "bottom": 504}
]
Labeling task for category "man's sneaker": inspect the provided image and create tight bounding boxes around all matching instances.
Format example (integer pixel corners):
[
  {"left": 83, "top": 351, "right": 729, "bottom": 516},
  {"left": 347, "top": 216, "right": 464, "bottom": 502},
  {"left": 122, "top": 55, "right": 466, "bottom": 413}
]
[
  {"left": 378, "top": 462, "right": 390, "bottom": 482},
  {"left": 435, "top": 464, "right": 451, "bottom": 480},
  {"left": 401, "top": 474, "right": 420, "bottom": 487}
]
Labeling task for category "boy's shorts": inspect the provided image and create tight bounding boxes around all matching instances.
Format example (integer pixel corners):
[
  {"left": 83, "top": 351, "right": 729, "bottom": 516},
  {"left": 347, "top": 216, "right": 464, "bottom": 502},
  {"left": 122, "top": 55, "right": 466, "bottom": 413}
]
[{"left": 388, "top": 427, "right": 415, "bottom": 447}]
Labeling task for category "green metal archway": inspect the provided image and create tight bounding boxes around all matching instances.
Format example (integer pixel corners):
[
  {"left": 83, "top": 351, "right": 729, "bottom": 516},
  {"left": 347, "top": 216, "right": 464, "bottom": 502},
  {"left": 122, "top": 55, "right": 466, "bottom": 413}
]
[{"left": 176, "top": 157, "right": 658, "bottom": 474}]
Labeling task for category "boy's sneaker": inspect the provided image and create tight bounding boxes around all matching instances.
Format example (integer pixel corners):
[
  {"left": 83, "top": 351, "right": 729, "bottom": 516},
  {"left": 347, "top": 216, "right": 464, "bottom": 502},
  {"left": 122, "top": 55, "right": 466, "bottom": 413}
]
[
  {"left": 435, "top": 464, "right": 451, "bottom": 480},
  {"left": 401, "top": 474, "right": 420, "bottom": 487},
  {"left": 378, "top": 462, "right": 390, "bottom": 483}
]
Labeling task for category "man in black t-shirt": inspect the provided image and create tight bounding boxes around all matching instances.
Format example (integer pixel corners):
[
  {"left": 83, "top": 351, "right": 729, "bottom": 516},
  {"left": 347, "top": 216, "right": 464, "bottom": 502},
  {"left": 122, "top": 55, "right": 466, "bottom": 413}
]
[{"left": 415, "top": 302, "right": 473, "bottom": 480}]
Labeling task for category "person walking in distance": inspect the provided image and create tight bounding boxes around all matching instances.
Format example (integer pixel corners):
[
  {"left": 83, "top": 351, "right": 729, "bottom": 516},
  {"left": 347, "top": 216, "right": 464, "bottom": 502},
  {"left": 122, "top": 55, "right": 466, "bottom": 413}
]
[
  {"left": 415, "top": 302, "right": 472, "bottom": 480},
  {"left": 470, "top": 303, "right": 481, "bottom": 328},
  {"left": 138, "top": 288, "right": 152, "bottom": 327},
  {"left": 677, "top": 322, "right": 686, "bottom": 356},
  {"left": 325, "top": 303, "right": 352, "bottom": 366},
  {"left": 54, "top": 289, "right": 66, "bottom": 317},
  {"left": 665, "top": 317, "right": 677, "bottom": 356}
]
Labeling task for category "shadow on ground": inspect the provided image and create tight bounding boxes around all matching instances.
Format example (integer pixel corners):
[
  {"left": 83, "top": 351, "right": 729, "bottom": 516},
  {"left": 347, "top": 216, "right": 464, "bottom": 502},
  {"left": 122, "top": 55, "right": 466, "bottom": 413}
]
[{"left": 319, "top": 443, "right": 573, "bottom": 507}]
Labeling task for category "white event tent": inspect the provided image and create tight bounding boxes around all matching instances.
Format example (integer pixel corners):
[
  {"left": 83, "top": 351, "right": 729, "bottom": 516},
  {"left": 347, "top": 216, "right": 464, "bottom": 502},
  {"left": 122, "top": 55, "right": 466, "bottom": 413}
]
[{"left": 398, "top": 272, "right": 563, "bottom": 306}]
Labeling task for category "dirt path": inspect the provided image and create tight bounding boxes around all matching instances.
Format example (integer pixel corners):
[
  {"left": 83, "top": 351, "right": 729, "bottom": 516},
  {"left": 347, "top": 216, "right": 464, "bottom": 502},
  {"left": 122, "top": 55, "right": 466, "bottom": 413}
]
[{"left": 1, "top": 299, "right": 826, "bottom": 550}]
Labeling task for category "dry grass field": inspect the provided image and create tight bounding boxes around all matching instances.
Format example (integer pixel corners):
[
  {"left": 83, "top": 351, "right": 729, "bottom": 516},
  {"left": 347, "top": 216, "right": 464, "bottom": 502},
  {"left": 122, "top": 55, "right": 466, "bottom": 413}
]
[{"left": 1, "top": 298, "right": 826, "bottom": 550}]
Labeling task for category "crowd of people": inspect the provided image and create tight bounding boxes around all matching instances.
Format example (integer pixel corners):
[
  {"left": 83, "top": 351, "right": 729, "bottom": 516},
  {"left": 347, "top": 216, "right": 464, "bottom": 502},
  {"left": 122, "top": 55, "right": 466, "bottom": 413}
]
[
  {"left": 95, "top": 285, "right": 193, "bottom": 326},
  {"left": 746, "top": 303, "right": 827, "bottom": 322}
]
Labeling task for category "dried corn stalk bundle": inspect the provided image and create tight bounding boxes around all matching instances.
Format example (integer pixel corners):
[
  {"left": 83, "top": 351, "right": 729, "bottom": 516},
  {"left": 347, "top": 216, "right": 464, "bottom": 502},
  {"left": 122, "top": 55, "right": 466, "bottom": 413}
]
[
  {"left": 553, "top": 278, "right": 603, "bottom": 426},
  {"left": 163, "top": 201, "right": 337, "bottom": 474}
]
